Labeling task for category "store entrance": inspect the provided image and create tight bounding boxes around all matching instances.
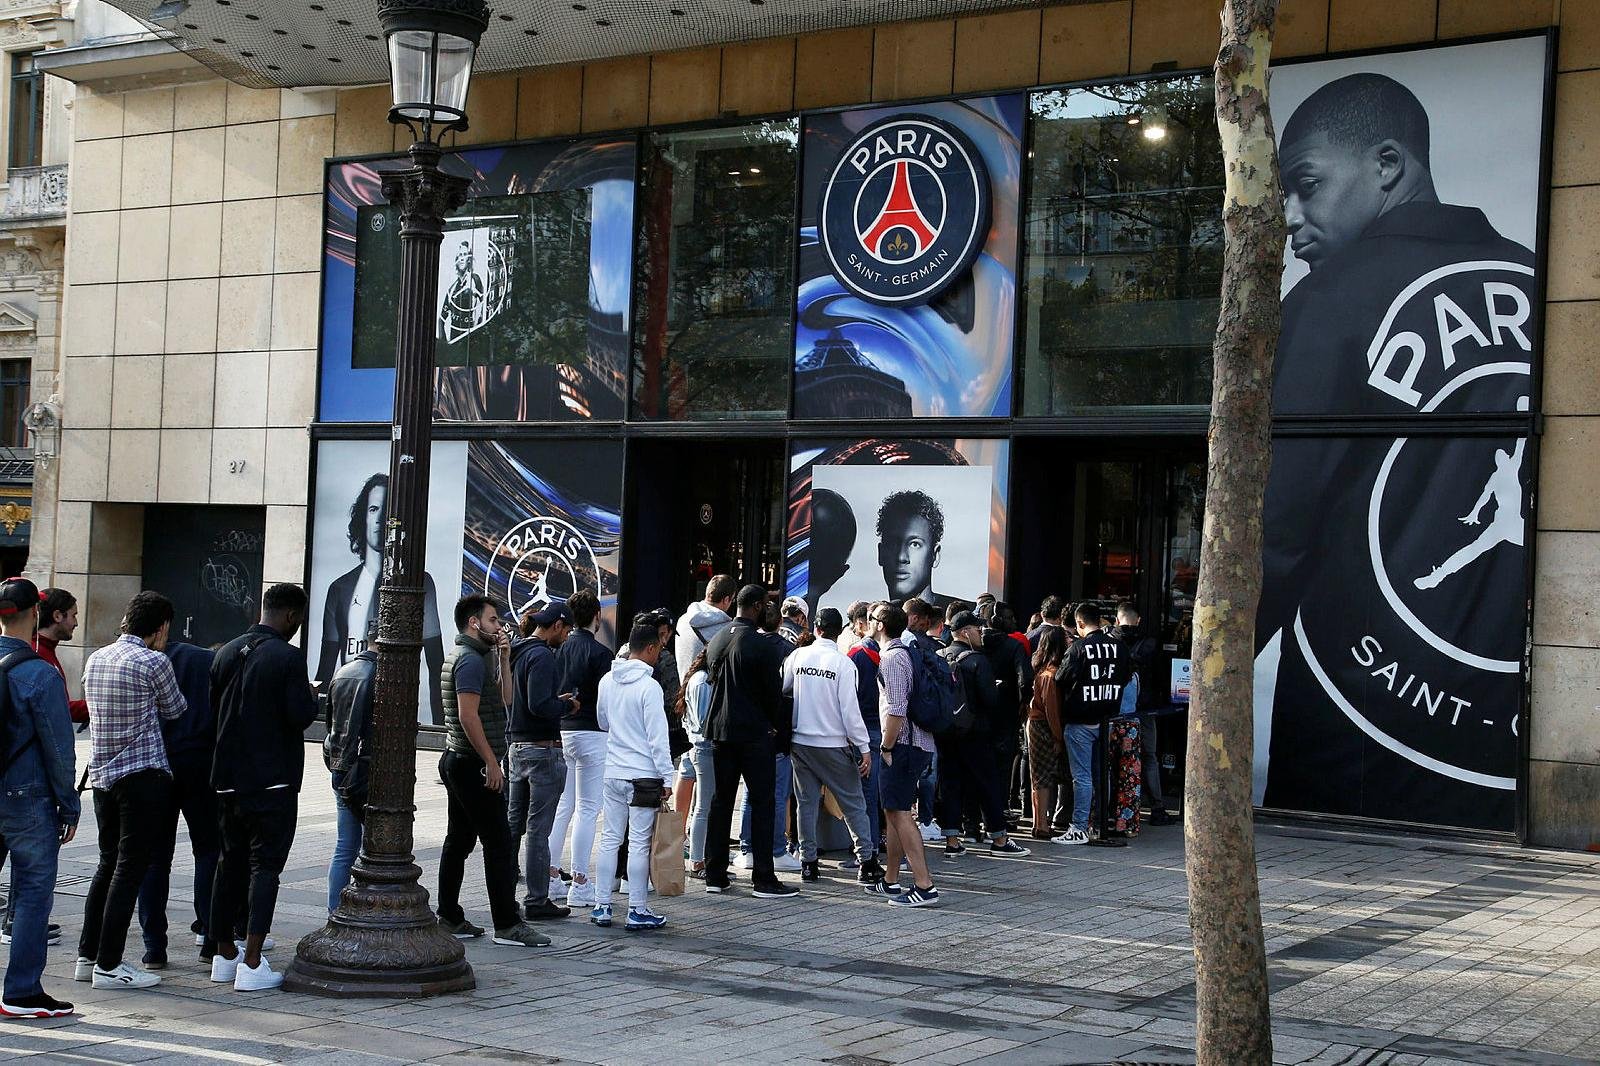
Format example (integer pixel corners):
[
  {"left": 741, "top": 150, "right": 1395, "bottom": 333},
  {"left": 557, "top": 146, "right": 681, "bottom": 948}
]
[{"left": 623, "top": 438, "right": 787, "bottom": 624}]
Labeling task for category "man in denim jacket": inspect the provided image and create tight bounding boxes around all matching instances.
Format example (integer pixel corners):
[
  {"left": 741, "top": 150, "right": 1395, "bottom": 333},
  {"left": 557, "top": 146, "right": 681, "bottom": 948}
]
[{"left": 0, "top": 578, "right": 79, "bottom": 1018}]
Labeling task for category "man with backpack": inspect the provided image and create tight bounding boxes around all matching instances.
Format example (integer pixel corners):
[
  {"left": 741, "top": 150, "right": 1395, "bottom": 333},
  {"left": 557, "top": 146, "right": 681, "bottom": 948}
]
[
  {"left": 0, "top": 578, "right": 78, "bottom": 1018},
  {"left": 205, "top": 584, "right": 321, "bottom": 991},
  {"left": 1115, "top": 602, "right": 1173, "bottom": 826},
  {"left": 865, "top": 603, "right": 938, "bottom": 907},
  {"left": 702, "top": 584, "right": 798, "bottom": 898},
  {"left": 323, "top": 621, "right": 376, "bottom": 915},
  {"left": 939, "top": 612, "right": 1030, "bottom": 858},
  {"left": 1054, "top": 603, "right": 1126, "bottom": 844}
]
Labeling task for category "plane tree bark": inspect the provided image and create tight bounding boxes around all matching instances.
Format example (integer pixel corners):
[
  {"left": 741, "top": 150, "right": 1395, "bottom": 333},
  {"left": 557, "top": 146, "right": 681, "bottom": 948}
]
[{"left": 1183, "top": 1, "right": 1284, "bottom": 1063}]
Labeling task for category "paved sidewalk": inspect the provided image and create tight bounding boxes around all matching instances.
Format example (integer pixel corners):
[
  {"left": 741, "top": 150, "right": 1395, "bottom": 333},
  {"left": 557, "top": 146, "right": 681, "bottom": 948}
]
[{"left": 4, "top": 742, "right": 1598, "bottom": 1065}]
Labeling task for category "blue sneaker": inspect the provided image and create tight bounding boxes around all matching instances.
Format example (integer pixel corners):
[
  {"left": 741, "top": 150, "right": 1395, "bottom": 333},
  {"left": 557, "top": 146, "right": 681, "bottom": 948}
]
[
  {"left": 589, "top": 905, "right": 612, "bottom": 927},
  {"left": 887, "top": 884, "right": 939, "bottom": 908},
  {"left": 625, "top": 907, "right": 667, "bottom": 931}
]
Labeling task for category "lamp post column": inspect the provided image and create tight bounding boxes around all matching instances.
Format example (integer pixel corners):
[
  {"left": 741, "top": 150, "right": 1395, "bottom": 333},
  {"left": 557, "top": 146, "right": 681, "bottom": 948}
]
[{"left": 284, "top": 141, "right": 473, "bottom": 997}]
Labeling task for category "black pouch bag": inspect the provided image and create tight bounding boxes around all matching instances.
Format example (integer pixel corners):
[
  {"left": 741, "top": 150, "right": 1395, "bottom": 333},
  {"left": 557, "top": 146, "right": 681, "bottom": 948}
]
[{"left": 630, "top": 777, "right": 665, "bottom": 808}]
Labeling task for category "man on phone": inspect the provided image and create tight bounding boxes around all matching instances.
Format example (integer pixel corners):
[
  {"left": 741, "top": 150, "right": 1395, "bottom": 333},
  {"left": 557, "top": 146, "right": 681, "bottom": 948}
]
[
  {"left": 508, "top": 604, "right": 579, "bottom": 922},
  {"left": 438, "top": 596, "right": 547, "bottom": 947}
]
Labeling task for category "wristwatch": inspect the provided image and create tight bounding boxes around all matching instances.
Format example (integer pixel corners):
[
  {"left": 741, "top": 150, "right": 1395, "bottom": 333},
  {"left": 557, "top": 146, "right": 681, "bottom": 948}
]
[{"left": 879, "top": 745, "right": 894, "bottom": 754}]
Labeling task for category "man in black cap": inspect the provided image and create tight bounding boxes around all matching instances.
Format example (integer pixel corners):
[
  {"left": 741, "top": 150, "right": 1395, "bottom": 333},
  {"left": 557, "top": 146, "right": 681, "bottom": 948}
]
[
  {"left": 0, "top": 578, "right": 78, "bottom": 1018},
  {"left": 507, "top": 603, "right": 578, "bottom": 921}
]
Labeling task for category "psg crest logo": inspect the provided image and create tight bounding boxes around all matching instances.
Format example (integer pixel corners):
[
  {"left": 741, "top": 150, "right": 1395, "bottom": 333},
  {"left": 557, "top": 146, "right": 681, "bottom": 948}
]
[
  {"left": 819, "top": 115, "right": 990, "bottom": 306},
  {"left": 486, "top": 516, "right": 601, "bottom": 628}
]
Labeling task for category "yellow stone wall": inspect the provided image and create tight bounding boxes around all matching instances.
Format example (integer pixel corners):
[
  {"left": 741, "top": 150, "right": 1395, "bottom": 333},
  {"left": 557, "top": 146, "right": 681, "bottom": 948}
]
[{"left": 49, "top": 0, "right": 1600, "bottom": 844}]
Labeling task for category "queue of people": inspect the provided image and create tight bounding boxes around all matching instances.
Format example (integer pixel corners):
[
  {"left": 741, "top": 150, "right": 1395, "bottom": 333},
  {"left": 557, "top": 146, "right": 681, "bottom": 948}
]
[{"left": 0, "top": 567, "right": 1175, "bottom": 1020}]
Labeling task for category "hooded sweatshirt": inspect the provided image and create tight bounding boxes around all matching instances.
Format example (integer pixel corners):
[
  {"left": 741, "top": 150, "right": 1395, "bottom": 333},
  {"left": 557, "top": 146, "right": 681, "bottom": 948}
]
[
  {"left": 783, "top": 638, "right": 868, "bottom": 751},
  {"left": 597, "top": 655, "right": 674, "bottom": 782},
  {"left": 674, "top": 600, "right": 733, "bottom": 682}
]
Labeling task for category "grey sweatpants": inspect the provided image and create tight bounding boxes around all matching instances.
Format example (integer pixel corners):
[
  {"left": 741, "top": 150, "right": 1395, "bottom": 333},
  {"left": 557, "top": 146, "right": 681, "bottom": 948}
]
[{"left": 791, "top": 743, "right": 873, "bottom": 863}]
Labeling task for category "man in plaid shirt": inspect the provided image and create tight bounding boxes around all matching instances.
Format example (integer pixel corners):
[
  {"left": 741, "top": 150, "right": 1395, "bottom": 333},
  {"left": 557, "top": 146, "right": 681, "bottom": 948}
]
[{"left": 75, "top": 592, "right": 186, "bottom": 991}]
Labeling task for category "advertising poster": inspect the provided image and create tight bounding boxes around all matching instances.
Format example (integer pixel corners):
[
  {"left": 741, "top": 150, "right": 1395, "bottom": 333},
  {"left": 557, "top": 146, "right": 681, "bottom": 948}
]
[
  {"left": 322, "top": 138, "right": 636, "bottom": 423},
  {"left": 464, "top": 439, "right": 623, "bottom": 648},
  {"left": 1254, "top": 37, "right": 1547, "bottom": 830},
  {"left": 786, "top": 439, "right": 1009, "bottom": 618},
  {"left": 307, "top": 440, "right": 468, "bottom": 726},
  {"left": 794, "top": 95, "right": 1023, "bottom": 419}
]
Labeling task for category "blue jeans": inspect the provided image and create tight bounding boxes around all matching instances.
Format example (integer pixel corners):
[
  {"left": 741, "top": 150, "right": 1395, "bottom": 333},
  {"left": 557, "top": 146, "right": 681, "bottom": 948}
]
[
  {"left": 862, "top": 728, "right": 883, "bottom": 848},
  {"left": 507, "top": 743, "right": 567, "bottom": 907},
  {"left": 0, "top": 789, "right": 59, "bottom": 999},
  {"left": 686, "top": 741, "right": 716, "bottom": 864},
  {"left": 916, "top": 751, "right": 937, "bottom": 825},
  {"left": 1064, "top": 723, "right": 1100, "bottom": 830},
  {"left": 740, "top": 752, "right": 792, "bottom": 857},
  {"left": 327, "top": 774, "right": 363, "bottom": 914}
]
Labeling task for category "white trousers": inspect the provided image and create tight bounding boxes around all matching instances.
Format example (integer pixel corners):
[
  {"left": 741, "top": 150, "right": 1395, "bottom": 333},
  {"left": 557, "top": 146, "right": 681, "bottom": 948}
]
[
  {"left": 548, "top": 730, "right": 607, "bottom": 880},
  {"left": 594, "top": 778, "right": 657, "bottom": 910}
]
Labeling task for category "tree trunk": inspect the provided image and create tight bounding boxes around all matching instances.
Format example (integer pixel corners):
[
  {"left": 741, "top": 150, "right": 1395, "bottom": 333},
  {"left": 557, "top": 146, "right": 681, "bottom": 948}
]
[{"left": 1185, "top": 2, "right": 1283, "bottom": 1063}]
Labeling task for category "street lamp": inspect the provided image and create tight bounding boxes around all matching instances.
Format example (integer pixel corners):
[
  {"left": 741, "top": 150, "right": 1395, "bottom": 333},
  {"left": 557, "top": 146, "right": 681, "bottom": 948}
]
[{"left": 284, "top": 0, "right": 490, "bottom": 998}]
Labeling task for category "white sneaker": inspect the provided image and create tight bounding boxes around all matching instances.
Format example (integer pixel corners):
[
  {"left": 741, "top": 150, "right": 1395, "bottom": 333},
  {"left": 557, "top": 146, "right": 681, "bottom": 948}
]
[
  {"left": 920, "top": 821, "right": 945, "bottom": 843},
  {"left": 547, "top": 876, "right": 566, "bottom": 900},
  {"left": 1052, "top": 826, "right": 1090, "bottom": 845},
  {"left": 233, "top": 937, "right": 275, "bottom": 954},
  {"left": 566, "top": 879, "right": 596, "bottom": 907},
  {"left": 234, "top": 957, "right": 283, "bottom": 992},
  {"left": 735, "top": 852, "right": 753, "bottom": 870},
  {"left": 92, "top": 962, "right": 161, "bottom": 990},
  {"left": 210, "top": 953, "right": 239, "bottom": 983},
  {"left": 73, "top": 957, "right": 94, "bottom": 982},
  {"left": 772, "top": 852, "right": 802, "bottom": 873}
]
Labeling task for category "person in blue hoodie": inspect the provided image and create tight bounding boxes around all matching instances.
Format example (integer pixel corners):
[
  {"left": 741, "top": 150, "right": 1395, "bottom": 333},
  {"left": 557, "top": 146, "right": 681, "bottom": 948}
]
[{"left": 135, "top": 638, "right": 220, "bottom": 969}]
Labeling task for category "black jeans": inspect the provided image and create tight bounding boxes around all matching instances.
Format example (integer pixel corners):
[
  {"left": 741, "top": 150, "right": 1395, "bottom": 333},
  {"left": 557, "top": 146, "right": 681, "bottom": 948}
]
[
  {"left": 934, "top": 734, "right": 1007, "bottom": 836},
  {"left": 706, "top": 736, "right": 777, "bottom": 887},
  {"left": 437, "top": 750, "right": 521, "bottom": 931},
  {"left": 205, "top": 789, "right": 297, "bottom": 952},
  {"left": 79, "top": 768, "right": 172, "bottom": 970},
  {"left": 137, "top": 752, "right": 221, "bottom": 954}
]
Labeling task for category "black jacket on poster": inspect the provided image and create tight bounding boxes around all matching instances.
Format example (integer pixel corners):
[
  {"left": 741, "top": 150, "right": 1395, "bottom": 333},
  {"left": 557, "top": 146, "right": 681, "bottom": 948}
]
[
  {"left": 979, "top": 629, "right": 1033, "bottom": 738},
  {"left": 704, "top": 618, "right": 787, "bottom": 748},
  {"left": 940, "top": 643, "right": 998, "bottom": 731},
  {"left": 1055, "top": 628, "right": 1125, "bottom": 725},
  {"left": 509, "top": 637, "right": 567, "bottom": 744},
  {"left": 556, "top": 628, "right": 612, "bottom": 732},
  {"left": 210, "top": 624, "right": 321, "bottom": 794}
]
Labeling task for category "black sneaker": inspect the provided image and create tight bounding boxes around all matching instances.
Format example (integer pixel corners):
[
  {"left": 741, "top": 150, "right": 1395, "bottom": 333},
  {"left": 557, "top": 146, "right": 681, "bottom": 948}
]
[
  {"left": 944, "top": 840, "right": 966, "bottom": 857},
  {"left": 864, "top": 879, "right": 904, "bottom": 897},
  {"left": 524, "top": 899, "right": 571, "bottom": 921},
  {"left": 989, "top": 839, "right": 1031, "bottom": 857},
  {"left": 438, "top": 916, "right": 484, "bottom": 939},
  {"left": 141, "top": 950, "right": 168, "bottom": 970},
  {"left": 800, "top": 860, "right": 820, "bottom": 883},
  {"left": 705, "top": 881, "right": 732, "bottom": 894},
  {"left": 856, "top": 858, "right": 886, "bottom": 885},
  {"left": 0, "top": 992, "right": 74, "bottom": 1018},
  {"left": 0, "top": 923, "right": 60, "bottom": 946},
  {"left": 751, "top": 881, "right": 799, "bottom": 899},
  {"left": 1147, "top": 809, "right": 1177, "bottom": 826}
]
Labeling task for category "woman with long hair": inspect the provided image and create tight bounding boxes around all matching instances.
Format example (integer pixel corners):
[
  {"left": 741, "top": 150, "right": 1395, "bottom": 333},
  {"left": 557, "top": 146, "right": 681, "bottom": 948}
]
[
  {"left": 1026, "top": 626, "right": 1069, "bottom": 841},
  {"left": 676, "top": 649, "right": 716, "bottom": 878}
]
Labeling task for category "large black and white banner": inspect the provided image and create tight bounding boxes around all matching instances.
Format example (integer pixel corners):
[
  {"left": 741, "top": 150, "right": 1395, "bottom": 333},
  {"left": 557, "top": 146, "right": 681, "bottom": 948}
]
[{"left": 1254, "top": 36, "right": 1548, "bottom": 830}]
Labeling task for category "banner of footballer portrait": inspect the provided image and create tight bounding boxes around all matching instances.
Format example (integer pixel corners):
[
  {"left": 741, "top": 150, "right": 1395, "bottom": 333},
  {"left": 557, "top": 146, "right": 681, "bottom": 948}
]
[
  {"left": 794, "top": 94, "right": 1023, "bottom": 419},
  {"left": 785, "top": 439, "right": 1009, "bottom": 621},
  {"left": 320, "top": 138, "right": 636, "bottom": 424},
  {"left": 1254, "top": 35, "right": 1548, "bottom": 830},
  {"left": 307, "top": 439, "right": 623, "bottom": 725}
]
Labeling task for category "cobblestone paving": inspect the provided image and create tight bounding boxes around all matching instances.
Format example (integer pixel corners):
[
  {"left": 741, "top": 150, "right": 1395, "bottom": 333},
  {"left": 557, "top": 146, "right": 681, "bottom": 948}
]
[{"left": 5, "top": 742, "right": 1598, "bottom": 1064}]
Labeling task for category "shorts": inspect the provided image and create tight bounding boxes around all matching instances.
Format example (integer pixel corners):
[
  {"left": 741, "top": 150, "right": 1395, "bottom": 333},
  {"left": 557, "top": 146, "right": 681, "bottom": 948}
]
[
  {"left": 1026, "top": 718, "right": 1066, "bottom": 789},
  {"left": 879, "top": 744, "right": 933, "bottom": 812}
]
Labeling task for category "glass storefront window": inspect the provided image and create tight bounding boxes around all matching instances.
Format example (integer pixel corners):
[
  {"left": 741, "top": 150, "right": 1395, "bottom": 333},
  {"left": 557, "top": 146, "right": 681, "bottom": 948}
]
[
  {"left": 632, "top": 120, "right": 799, "bottom": 421},
  {"left": 1021, "top": 77, "right": 1223, "bottom": 413},
  {"left": 1163, "top": 460, "right": 1205, "bottom": 651}
]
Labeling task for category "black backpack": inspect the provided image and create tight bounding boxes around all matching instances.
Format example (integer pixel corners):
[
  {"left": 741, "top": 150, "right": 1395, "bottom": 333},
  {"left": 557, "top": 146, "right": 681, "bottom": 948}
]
[{"left": 0, "top": 646, "right": 44, "bottom": 775}]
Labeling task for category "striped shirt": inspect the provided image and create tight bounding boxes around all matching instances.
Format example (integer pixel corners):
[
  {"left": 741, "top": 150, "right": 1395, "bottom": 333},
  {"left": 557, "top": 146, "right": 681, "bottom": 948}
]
[
  {"left": 83, "top": 634, "right": 186, "bottom": 790},
  {"left": 878, "top": 638, "right": 935, "bottom": 753}
]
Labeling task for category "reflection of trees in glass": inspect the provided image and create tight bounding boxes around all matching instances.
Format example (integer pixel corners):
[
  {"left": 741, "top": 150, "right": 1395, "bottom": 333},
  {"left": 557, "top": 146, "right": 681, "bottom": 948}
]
[
  {"left": 632, "top": 120, "right": 799, "bottom": 420},
  {"left": 1163, "top": 460, "right": 1206, "bottom": 648},
  {"left": 1023, "top": 77, "right": 1224, "bottom": 412},
  {"left": 351, "top": 189, "right": 593, "bottom": 371}
]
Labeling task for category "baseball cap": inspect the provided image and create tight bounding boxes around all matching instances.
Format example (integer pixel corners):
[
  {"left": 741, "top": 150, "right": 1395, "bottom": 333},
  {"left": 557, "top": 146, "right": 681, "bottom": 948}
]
[
  {"left": 949, "top": 610, "right": 983, "bottom": 633},
  {"left": 0, "top": 577, "right": 41, "bottom": 617},
  {"left": 781, "top": 595, "right": 808, "bottom": 619},
  {"left": 815, "top": 607, "right": 843, "bottom": 631},
  {"left": 527, "top": 603, "right": 573, "bottom": 628}
]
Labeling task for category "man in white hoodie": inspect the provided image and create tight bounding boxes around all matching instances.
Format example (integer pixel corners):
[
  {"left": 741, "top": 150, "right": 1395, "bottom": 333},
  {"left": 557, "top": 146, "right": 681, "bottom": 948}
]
[
  {"left": 783, "top": 608, "right": 886, "bottom": 886},
  {"left": 674, "top": 575, "right": 736, "bottom": 684},
  {"left": 590, "top": 624, "right": 676, "bottom": 931}
]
